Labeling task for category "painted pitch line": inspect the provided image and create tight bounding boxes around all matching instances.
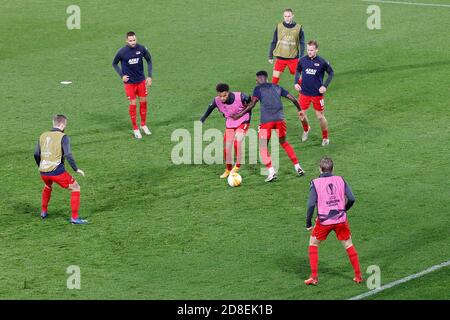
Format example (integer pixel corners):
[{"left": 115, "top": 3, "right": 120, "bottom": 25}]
[
  {"left": 348, "top": 259, "right": 450, "bottom": 300},
  {"left": 363, "top": 0, "right": 450, "bottom": 8}
]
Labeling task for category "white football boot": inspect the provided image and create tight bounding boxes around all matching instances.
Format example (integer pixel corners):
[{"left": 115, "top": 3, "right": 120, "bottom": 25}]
[
  {"left": 133, "top": 129, "right": 142, "bottom": 139},
  {"left": 321, "top": 138, "right": 330, "bottom": 146},
  {"left": 141, "top": 125, "right": 152, "bottom": 135},
  {"left": 302, "top": 126, "right": 311, "bottom": 142}
]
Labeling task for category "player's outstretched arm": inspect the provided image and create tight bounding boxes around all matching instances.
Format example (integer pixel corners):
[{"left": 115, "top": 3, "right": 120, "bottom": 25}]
[
  {"left": 232, "top": 98, "right": 257, "bottom": 120},
  {"left": 286, "top": 93, "right": 301, "bottom": 112},
  {"left": 200, "top": 102, "right": 216, "bottom": 123}
]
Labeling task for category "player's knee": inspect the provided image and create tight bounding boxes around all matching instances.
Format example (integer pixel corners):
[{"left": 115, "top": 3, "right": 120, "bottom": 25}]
[
  {"left": 299, "top": 112, "right": 306, "bottom": 121},
  {"left": 129, "top": 99, "right": 137, "bottom": 105},
  {"left": 316, "top": 112, "right": 325, "bottom": 120},
  {"left": 341, "top": 238, "right": 353, "bottom": 249},
  {"left": 44, "top": 185, "right": 52, "bottom": 190},
  {"left": 310, "top": 237, "right": 320, "bottom": 246},
  {"left": 69, "top": 182, "right": 80, "bottom": 192},
  {"left": 139, "top": 97, "right": 147, "bottom": 102}
]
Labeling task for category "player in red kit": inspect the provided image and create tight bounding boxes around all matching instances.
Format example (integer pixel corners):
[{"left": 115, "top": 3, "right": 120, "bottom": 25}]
[
  {"left": 294, "top": 40, "right": 334, "bottom": 146},
  {"left": 304, "top": 157, "right": 362, "bottom": 285},
  {"left": 200, "top": 83, "right": 252, "bottom": 178},
  {"left": 112, "top": 31, "right": 153, "bottom": 139},
  {"left": 233, "top": 71, "right": 305, "bottom": 182}
]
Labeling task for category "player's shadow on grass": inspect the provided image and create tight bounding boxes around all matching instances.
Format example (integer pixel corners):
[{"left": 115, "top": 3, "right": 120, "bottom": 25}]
[
  {"left": 280, "top": 254, "right": 351, "bottom": 281},
  {"left": 11, "top": 202, "right": 65, "bottom": 218}
]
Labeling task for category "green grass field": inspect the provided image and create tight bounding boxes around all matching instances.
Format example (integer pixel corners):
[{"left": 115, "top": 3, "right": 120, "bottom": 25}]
[{"left": 0, "top": 0, "right": 449, "bottom": 299}]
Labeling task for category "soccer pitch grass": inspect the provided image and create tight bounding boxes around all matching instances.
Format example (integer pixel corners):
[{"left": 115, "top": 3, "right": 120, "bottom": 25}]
[{"left": 0, "top": 0, "right": 449, "bottom": 299}]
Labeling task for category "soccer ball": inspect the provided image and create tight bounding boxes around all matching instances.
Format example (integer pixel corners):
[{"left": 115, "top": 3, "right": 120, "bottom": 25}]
[{"left": 227, "top": 172, "right": 242, "bottom": 187}]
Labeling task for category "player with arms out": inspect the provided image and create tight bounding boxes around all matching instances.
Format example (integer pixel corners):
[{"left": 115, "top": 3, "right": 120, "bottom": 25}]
[
  {"left": 294, "top": 40, "right": 334, "bottom": 146},
  {"left": 304, "top": 157, "right": 362, "bottom": 285},
  {"left": 112, "top": 31, "right": 153, "bottom": 139},
  {"left": 34, "top": 115, "right": 87, "bottom": 224},
  {"left": 233, "top": 71, "right": 305, "bottom": 182},
  {"left": 200, "top": 83, "right": 252, "bottom": 178},
  {"left": 268, "top": 8, "right": 305, "bottom": 84}
]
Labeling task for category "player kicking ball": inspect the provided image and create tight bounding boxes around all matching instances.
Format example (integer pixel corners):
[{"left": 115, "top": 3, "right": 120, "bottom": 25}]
[
  {"left": 304, "top": 157, "right": 362, "bottom": 285},
  {"left": 233, "top": 71, "right": 305, "bottom": 182},
  {"left": 294, "top": 40, "right": 334, "bottom": 146},
  {"left": 200, "top": 83, "right": 252, "bottom": 178},
  {"left": 112, "top": 31, "right": 153, "bottom": 139}
]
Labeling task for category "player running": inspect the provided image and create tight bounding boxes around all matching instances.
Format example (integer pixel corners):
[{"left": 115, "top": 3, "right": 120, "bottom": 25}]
[
  {"left": 294, "top": 40, "right": 334, "bottom": 146},
  {"left": 233, "top": 71, "right": 305, "bottom": 182},
  {"left": 34, "top": 115, "right": 87, "bottom": 224},
  {"left": 200, "top": 83, "right": 252, "bottom": 178},
  {"left": 304, "top": 157, "right": 362, "bottom": 285},
  {"left": 112, "top": 31, "right": 153, "bottom": 139},
  {"left": 268, "top": 8, "right": 305, "bottom": 85}
]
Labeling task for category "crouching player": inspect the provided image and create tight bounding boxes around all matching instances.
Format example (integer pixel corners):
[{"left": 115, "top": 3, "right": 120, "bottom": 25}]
[{"left": 34, "top": 115, "right": 87, "bottom": 224}]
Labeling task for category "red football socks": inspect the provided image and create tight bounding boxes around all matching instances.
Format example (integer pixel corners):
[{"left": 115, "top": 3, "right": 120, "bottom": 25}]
[
  {"left": 309, "top": 245, "right": 319, "bottom": 278},
  {"left": 70, "top": 191, "right": 80, "bottom": 220},
  {"left": 322, "top": 129, "right": 329, "bottom": 139},
  {"left": 129, "top": 104, "right": 138, "bottom": 130},
  {"left": 234, "top": 139, "right": 244, "bottom": 168},
  {"left": 346, "top": 246, "right": 362, "bottom": 278},
  {"left": 259, "top": 146, "right": 272, "bottom": 168},
  {"left": 271, "top": 76, "right": 280, "bottom": 84},
  {"left": 41, "top": 187, "right": 52, "bottom": 212},
  {"left": 302, "top": 122, "right": 310, "bottom": 132},
  {"left": 139, "top": 101, "right": 147, "bottom": 126},
  {"left": 280, "top": 141, "right": 298, "bottom": 165}
]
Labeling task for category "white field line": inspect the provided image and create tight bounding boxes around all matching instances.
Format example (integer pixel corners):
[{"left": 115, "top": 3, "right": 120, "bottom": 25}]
[
  {"left": 348, "top": 259, "right": 450, "bottom": 300},
  {"left": 363, "top": 0, "right": 450, "bottom": 8}
]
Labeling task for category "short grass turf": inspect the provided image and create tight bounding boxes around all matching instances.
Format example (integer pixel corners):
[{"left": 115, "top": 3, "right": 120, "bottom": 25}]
[{"left": 0, "top": 0, "right": 449, "bottom": 299}]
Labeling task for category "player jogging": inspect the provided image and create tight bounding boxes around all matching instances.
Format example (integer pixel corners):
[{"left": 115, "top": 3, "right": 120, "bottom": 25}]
[
  {"left": 294, "top": 40, "right": 334, "bottom": 146},
  {"left": 200, "top": 83, "right": 251, "bottom": 178},
  {"left": 233, "top": 71, "right": 305, "bottom": 182},
  {"left": 268, "top": 8, "right": 305, "bottom": 85},
  {"left": 34, "top": 115, "right": 87, "bottom": 224},
  {"left": 304, "top": 157, "right": 362, "bottom": 285},
  {"left": 112, "top": 31, "right": 153, "bottom": 139}
]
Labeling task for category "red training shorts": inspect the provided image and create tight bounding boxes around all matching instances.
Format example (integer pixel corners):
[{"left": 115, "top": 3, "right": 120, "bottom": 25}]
[
  {"left": 299, "top": 94, "right": 325, "bottom": 112},
  {"left": 274, "top": 58, "right": 298, "bottom": 75},
  {"left": 258, "top": 120, "right": 287, "bottom": 140},
  {"left": 224, "top": 122, "right": 250, "bottom": 142},
  {"left": 312, "top": 219, "right": 351, "bottom": 241},
  {"left": 124, "top": 80, "right": 147, "bottom": 100},
  {"left": 40, "top": 171, "right": 75, "bottom": 189}
]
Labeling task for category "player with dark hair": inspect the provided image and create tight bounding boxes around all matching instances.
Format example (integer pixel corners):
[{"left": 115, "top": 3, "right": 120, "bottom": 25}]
[
  {"left": 112, "top": 31, "right": 153, "bottom": 139},
  {"left": 34, "top": 115, "right": 87, "bottom": 224},
  {"left": 268, "top": 8, "right": 305, "bottom": 84},
  {"left": 304, "top": 156, "right": 362, "bottom": 285},
  {"left": 294, "top": 40, "right": 334, "bottom": 146},
  {"left": 233, "top": 71, "right": 305, "bottom": 182},
  {"left": 200, "top": 83, "right": 252, "bottom": 178}
]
